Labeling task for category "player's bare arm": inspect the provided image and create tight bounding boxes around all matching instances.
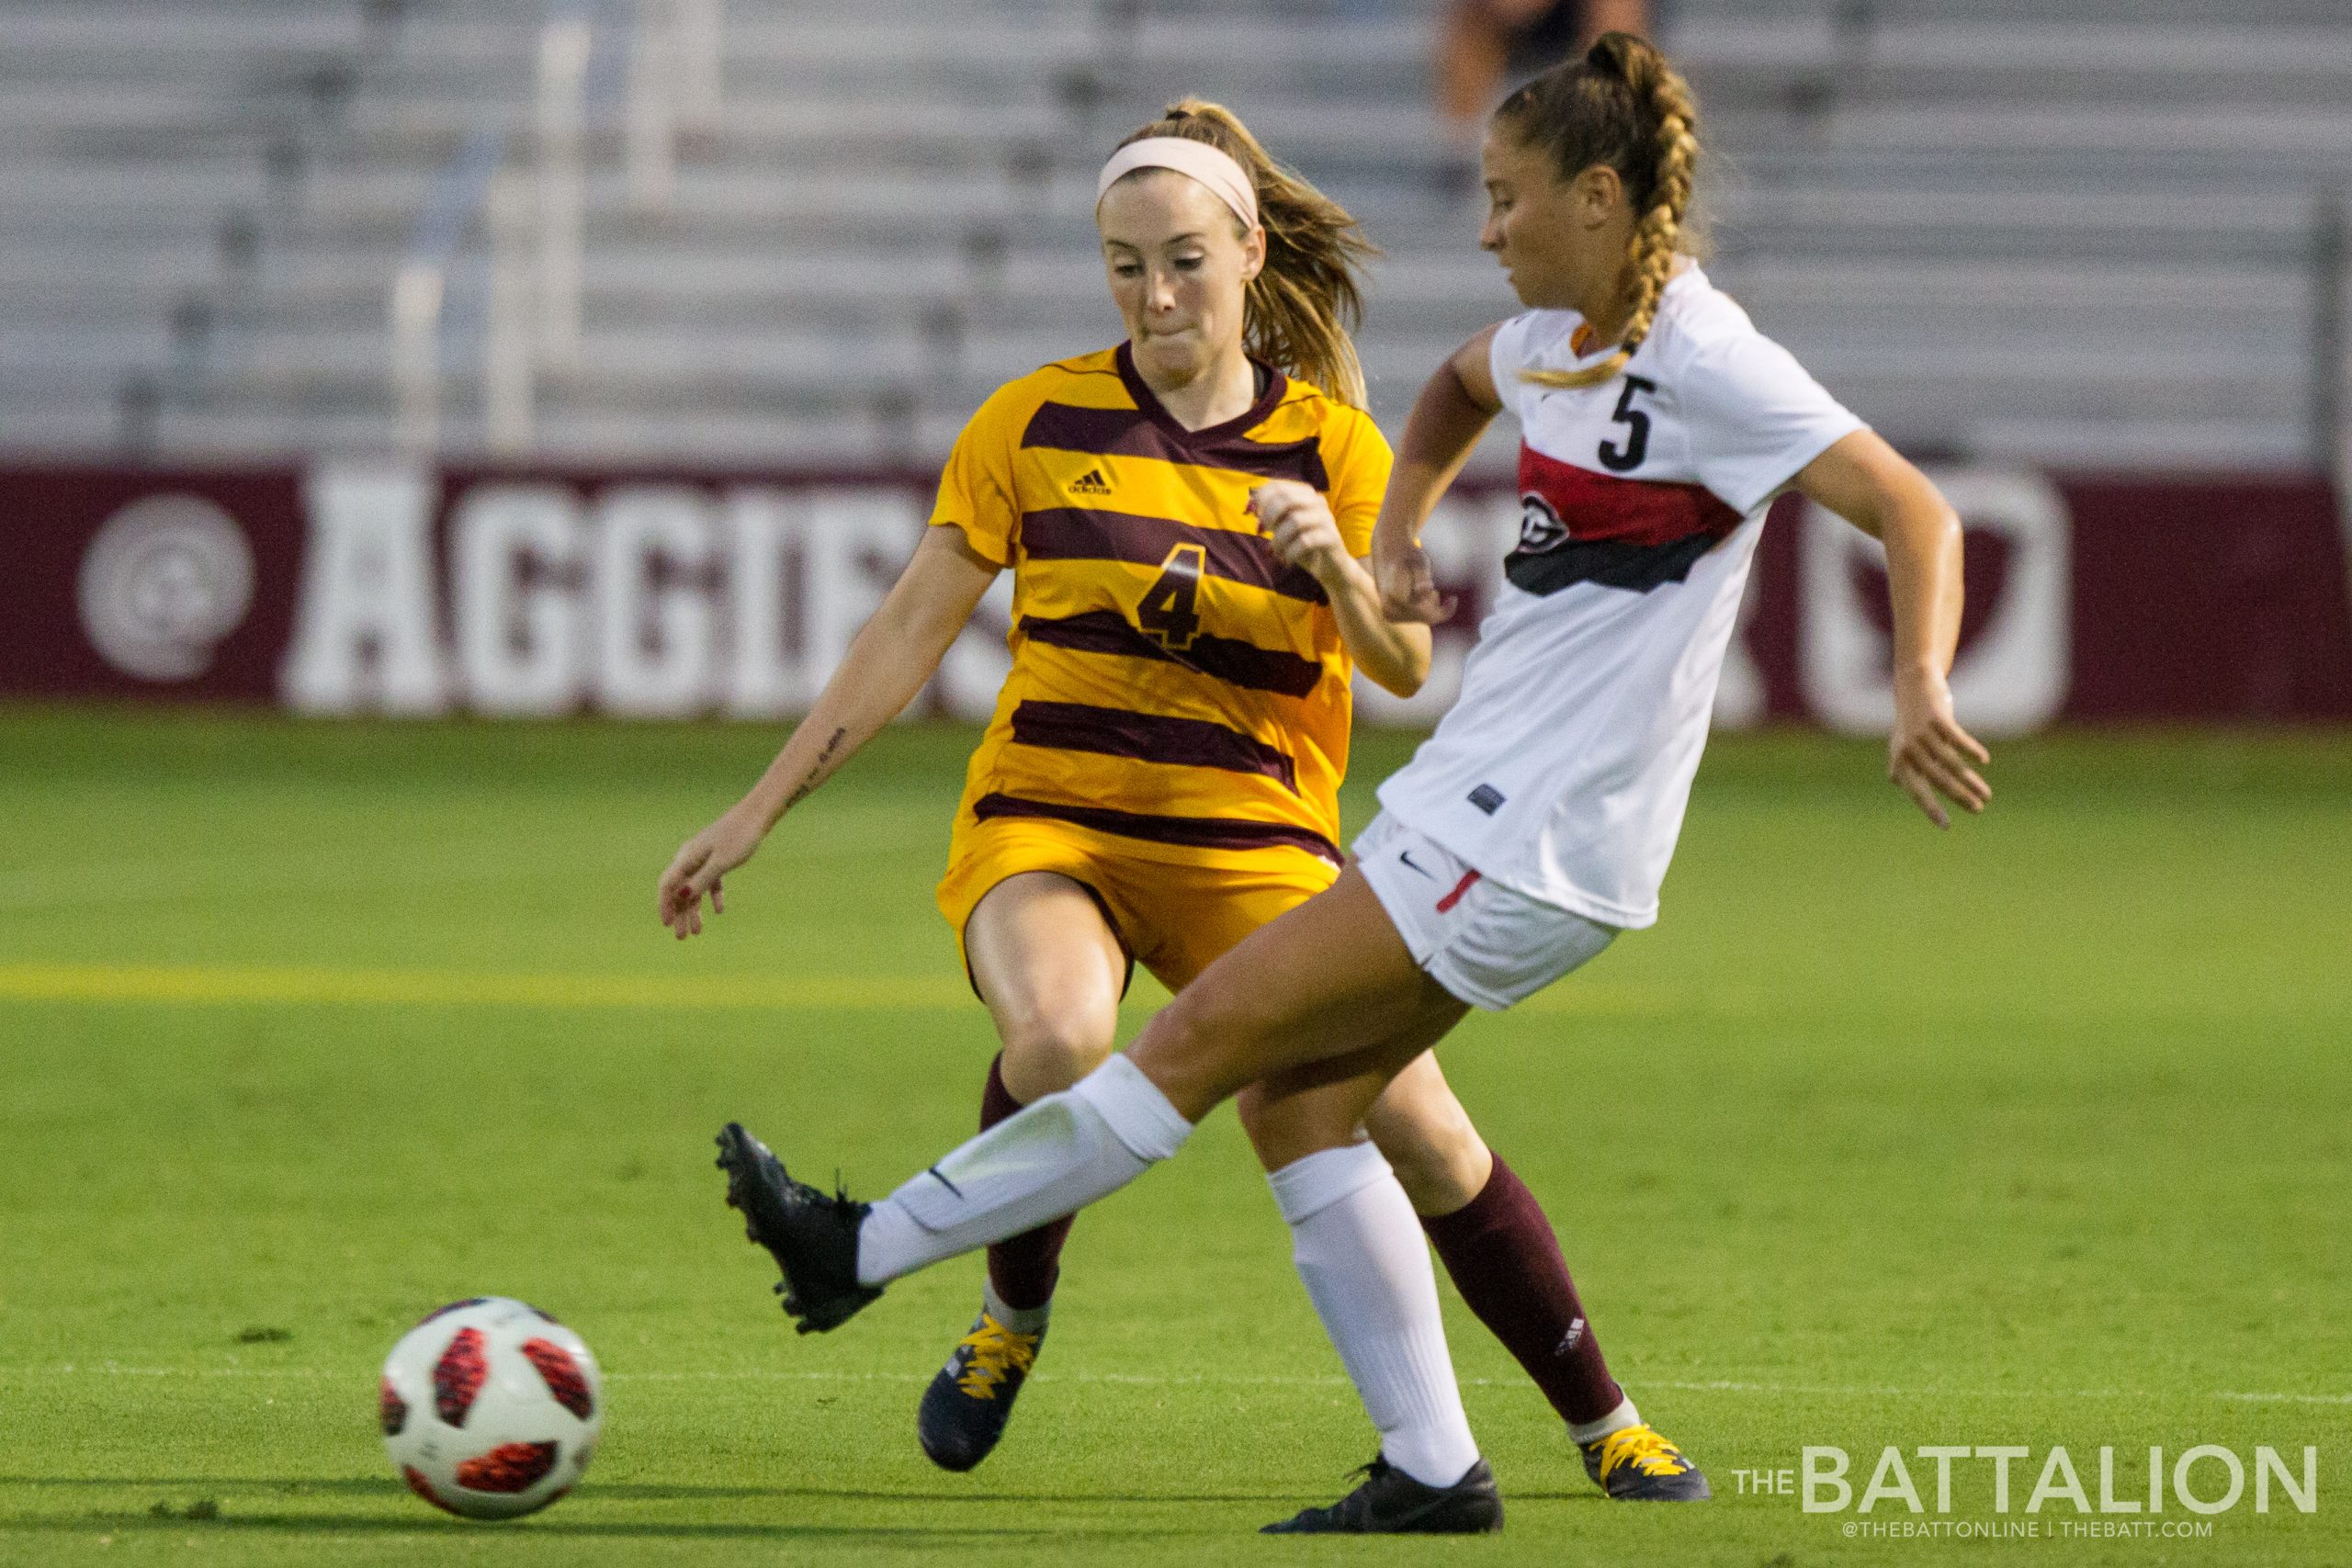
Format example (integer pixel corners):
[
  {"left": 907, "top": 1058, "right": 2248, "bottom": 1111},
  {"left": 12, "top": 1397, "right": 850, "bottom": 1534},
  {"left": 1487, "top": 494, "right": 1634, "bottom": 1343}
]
[
  {"left": 1369, "top": 326, "right": 1502, "bottom": 625},
  {"left": 657, "top": 525, "right": 1001, "bottom": 937},
  {"left": 1792, "top": 429, "right": 1992, "bottom": 829},
  {"left": 1249, "top": 479, "right": 1432, "bottom": 696}
]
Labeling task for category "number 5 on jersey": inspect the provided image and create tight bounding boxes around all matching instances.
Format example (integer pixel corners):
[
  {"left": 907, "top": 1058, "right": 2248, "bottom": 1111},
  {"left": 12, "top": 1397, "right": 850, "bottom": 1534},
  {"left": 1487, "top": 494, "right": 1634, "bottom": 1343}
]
[
  {"left": 1136, "top": 543, "right": 1206, "bottom": 651},
  {"left": 1598, "top": 374, "right": 1657, "bottom": 473}
]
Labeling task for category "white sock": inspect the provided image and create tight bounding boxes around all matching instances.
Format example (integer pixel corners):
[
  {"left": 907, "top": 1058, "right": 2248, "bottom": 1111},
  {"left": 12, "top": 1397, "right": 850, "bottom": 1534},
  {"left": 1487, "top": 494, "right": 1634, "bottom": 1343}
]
[
  {"left": 1569, "top": 1395, "right": 1643, "bottom": 1447},
  {"left": 1269, "top": 1143, "right": 1482, "bottom": 1490},
  {"left": 856, "top": 1055, "right": 1193, "bottom": 1288},
  {"left": 981, "top": 1280, "right": 1048, "bottom": 1337}
]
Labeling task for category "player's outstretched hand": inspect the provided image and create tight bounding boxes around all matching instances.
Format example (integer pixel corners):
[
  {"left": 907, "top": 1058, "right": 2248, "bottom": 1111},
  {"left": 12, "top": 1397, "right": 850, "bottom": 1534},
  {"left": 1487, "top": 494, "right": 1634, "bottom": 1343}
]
[
  {"left": 658, "top": 805, "right": 766, "bottom": 939},
  {"left": 1889, "top": 669, "right": 1991, "bottom": 829},
  {"left": 1369, "top": 528, "right": 1456, "bottom": 626},
  {"left": 1248, "top": 481, "right": 1351, "bottom": 590}
]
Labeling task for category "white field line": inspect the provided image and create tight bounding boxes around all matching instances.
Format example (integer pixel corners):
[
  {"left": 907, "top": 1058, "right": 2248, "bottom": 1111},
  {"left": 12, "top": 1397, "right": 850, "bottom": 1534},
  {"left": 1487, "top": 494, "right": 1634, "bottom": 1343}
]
[{"left": 5, "top": 1363, "right": 2345, "bottom": 1404}]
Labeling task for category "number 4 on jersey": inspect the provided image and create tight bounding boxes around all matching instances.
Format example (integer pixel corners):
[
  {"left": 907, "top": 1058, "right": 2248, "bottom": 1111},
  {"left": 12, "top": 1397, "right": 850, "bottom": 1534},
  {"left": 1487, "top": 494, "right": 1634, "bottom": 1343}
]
[{"left": 1136, "top": 543, "right": 1206, "bottom": 650}]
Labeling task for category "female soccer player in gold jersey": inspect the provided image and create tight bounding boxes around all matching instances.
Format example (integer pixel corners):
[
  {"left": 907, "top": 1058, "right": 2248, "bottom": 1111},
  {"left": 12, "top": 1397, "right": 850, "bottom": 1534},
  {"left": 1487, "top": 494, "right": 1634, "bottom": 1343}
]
[{"left": 662, "top": 100, "right": 1702, "bottom": 1496}]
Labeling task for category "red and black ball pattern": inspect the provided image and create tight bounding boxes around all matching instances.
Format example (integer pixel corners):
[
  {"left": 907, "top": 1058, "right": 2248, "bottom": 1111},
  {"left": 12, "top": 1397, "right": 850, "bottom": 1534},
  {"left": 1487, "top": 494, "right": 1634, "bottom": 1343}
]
[
  {"left": 456, "top": 1441, "right": 560, "bottom": 1494},
  {"left": 433, "top": 1326, "right": 489, "bottom": 1427},
  {"left": 519, "top": 1337, "right": 594, "bottom": 1421},
  {"left": 414, "top": 1296, "right": 487, "bottom": 1326},
  {"left": 379, "top": 1377, "right": 408, "bottom": 1437},
  {"left": 403, "top": 1465, "right": 458, "bottom": 1515}
]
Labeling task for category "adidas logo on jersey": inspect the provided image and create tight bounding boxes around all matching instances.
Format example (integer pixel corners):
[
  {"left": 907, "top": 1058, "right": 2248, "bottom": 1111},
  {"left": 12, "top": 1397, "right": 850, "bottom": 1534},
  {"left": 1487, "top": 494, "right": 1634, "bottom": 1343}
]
[{"left": 1068, "top": 468, "right": 1112, "bottom": 497}]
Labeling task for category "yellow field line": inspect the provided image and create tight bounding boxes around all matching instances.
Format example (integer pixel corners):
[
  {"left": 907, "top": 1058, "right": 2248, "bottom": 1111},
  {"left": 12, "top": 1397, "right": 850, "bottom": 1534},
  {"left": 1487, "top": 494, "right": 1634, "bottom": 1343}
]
[
  {"left": 0, "top": 961, "right": 1655, "bottom": 1017},
  {"left": 0, "top": 962, "right": 975, "bottom": 1011}
]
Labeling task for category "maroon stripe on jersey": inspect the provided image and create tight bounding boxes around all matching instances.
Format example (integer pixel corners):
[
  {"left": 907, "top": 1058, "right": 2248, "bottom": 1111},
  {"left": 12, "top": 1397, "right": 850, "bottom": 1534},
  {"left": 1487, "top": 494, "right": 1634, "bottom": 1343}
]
[
  {"left": 1021, "top": 508, "right": 1327, "bottom": 603},
  {"left": 1010, "top": 699, "right": 1299, "bottom": 792},
  {"left": 1020, "top": 610, "right": 1325, "bottom": 698},
  {"left": 973, "top": 792, "right": 1340, "bottom": 864},
  {"left": 1021, "top": 405, "right": 1329, "bottom": 489},
  {"left": 1519, "top": 444, "right": 1740, "bottom": 547}
]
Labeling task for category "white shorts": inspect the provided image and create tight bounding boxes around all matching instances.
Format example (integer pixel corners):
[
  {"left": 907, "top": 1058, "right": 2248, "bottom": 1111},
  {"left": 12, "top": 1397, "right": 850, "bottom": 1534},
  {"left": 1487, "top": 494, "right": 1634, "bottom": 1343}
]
[{"left": 1355, "top": 812, "right": 1617, "bottom": 1011}]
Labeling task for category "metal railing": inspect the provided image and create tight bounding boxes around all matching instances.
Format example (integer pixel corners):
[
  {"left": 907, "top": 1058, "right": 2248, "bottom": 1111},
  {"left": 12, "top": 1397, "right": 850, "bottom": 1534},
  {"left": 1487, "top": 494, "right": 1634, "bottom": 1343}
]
[{"left": 388, "top": 0, "right": 723, "bottom": 458}]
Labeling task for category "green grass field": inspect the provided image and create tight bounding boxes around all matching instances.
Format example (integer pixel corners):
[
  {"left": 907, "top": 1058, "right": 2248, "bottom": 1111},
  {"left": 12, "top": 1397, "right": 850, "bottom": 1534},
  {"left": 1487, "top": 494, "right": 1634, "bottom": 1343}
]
[{"left": 1, "top": 708, "right": 2346, "bottom": 1567}]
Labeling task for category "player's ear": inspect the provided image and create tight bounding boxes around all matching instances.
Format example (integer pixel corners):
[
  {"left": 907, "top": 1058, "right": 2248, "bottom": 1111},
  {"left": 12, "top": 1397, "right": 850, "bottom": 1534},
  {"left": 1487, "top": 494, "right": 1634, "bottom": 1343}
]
[
  {"left": 1569, "top": 164, "right": 1622, "bottom": 229},
  {"left": 1238, "top": 222, "right": 1267, "bottom": 285}
]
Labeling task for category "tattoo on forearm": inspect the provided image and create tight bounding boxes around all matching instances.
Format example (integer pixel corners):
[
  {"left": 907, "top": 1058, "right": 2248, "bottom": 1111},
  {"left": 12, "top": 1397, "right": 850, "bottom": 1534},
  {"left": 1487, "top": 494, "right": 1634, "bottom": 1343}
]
[{"left": 784, "top": 727, "right": 849, "bottom": 809}]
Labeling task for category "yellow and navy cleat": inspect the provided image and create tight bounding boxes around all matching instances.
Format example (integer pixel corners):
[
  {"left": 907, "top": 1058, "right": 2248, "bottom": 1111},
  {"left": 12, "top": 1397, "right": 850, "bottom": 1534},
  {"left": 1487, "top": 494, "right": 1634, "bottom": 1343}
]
[
  {"left": 917, "top": 1310, "right": 1045, "bottom": 1472},
  {"left": 1580, "top": 1423, "right": 1713, "bottom": 1500}
]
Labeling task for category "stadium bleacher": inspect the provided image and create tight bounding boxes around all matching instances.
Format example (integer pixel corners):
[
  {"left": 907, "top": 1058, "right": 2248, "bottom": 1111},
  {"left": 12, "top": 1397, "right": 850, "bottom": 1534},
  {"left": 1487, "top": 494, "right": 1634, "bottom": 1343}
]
[{"left": 2, "top": 0, "right": 2346, "bottom": 475}]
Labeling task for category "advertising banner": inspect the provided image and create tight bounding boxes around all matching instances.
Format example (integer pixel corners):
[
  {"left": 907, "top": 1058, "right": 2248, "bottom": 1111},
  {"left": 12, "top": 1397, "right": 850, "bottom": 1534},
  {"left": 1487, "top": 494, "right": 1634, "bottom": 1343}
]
[{"left": 5, "top": 462, "right": 2348, "bottom": 729}]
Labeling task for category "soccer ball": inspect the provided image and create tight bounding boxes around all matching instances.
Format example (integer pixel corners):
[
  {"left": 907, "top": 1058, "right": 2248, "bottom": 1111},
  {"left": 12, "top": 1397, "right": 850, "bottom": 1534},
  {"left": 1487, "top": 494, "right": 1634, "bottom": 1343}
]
[{"left": 379, "top": 1297, "right": 603, "bottom": 1519}]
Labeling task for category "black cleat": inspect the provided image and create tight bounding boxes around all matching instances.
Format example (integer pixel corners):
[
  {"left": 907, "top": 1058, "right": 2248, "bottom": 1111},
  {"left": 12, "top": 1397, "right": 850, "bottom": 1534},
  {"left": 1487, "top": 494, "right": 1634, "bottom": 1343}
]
[
  {"left": 1579, "top": 1423, "right": 1713, "bottom": 1500},
  {"left": 713, "top": 1122, "right": 879, "bottom": 1334},
  {"left": 1261, "top": 1455, "right": 1503, "bottom": 1535},
  {"left": 916, "top": 1308, "right": 1046, "bottom": 1472}
]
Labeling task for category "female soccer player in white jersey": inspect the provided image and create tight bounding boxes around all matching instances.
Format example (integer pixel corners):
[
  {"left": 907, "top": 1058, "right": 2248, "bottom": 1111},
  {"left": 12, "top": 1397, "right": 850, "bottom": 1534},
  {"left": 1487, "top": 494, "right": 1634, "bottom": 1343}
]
[
  {"left": 668, "top": 100, "right": 1703, "bottom": 1497},
  {"left": 716, "top": 35, "right": 1992, "bottom": 1532}
]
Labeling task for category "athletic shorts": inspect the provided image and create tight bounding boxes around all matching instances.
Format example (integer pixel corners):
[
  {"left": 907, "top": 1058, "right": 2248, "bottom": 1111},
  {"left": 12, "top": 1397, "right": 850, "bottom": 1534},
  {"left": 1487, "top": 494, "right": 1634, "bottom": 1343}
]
[
  {"left": 1354, "top": 811, "right": 1618, "bottom": 1011},
  {"left": 937, "top": 817, "right": 1340, "bottom": 995}
]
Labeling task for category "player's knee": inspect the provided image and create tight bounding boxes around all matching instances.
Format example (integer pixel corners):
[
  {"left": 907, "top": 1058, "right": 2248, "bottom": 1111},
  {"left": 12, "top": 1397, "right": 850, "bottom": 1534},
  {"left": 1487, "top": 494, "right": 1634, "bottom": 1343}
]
[
  {"left": 1234, "top": 1084, "right": 1315, "bottom": 1169},
  {"left": 1233, "top": 1082, "right": 1284, "bottom": 1165},
  {"left": 1370, "top": 1105, "right": 1491, "bottom": 1216},
  {"left": 1123, "top": 990, "right": 1245, "bottom": 1119},
  {"left": 1235, "top": 1082, "right": 1363, "bottom": 1173},
  {"left": 998, "top": 1018, "right": 1114, "bottom": 1100},
  {"left": 1147, "top": 987, "right": 1212, "bottom": 1057}
]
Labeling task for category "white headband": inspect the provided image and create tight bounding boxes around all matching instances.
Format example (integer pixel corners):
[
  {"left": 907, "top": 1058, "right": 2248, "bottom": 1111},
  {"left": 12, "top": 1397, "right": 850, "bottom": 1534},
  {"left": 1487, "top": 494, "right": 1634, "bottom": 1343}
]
[{"left": 1095, "top": 137, "right": 1259, "bottom": 230}]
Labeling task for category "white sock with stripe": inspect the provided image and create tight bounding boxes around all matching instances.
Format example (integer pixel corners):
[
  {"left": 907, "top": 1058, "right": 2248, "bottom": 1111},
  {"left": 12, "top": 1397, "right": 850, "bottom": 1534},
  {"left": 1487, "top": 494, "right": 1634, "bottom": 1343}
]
[{"left": 856, "top": 1055, "right": 1193, "bottom": 1288}]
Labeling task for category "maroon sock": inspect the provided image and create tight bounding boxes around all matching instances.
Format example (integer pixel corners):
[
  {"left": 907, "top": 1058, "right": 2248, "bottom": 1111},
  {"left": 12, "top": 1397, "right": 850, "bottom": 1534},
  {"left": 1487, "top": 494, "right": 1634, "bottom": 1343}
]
[
  {"left": 1421, "top": 1153, "right": 1625, "bottom": 1428},
  {"left": 978, "top": 1054, "right": 1074, "bottom": 1314}
]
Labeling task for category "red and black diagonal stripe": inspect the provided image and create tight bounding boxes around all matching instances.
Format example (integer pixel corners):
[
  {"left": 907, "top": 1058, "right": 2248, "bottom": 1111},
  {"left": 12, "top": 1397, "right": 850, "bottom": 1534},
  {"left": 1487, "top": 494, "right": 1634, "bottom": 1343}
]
[{"left": 1507, "top": 446, "right": 1742, "bottom": 595}]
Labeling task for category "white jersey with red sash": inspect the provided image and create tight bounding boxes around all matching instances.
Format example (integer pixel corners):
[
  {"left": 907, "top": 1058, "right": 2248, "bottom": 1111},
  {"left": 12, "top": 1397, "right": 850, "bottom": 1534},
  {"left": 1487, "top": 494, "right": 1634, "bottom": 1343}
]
[{"left": 1375, "top": 265, "right": 1862, "bottom": 928}]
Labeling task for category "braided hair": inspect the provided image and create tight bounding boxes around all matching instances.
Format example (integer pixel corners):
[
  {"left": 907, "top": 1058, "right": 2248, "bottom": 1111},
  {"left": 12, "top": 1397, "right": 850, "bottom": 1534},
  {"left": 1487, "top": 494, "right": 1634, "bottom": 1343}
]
[{"left": 1496, "top": 32, "right": 1702, "bottom": 390}]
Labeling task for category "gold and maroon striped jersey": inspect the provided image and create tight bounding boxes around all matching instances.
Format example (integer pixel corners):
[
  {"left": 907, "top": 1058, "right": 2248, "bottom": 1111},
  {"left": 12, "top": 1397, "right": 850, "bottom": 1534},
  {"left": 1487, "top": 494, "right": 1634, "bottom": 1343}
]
[{"left": 932, "top": 343, "right": 1393, "bottom": 867}]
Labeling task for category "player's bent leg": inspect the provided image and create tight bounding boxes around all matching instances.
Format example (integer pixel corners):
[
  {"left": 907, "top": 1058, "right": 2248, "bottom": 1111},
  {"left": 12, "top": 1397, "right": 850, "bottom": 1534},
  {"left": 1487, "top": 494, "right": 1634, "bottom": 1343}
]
[
  {"left": 853, "top": 870, "right": 1443, "bottom": 1292},
  {"left": 1363, "top": 1044, "right": 1713, "bottom": 1500},
  {"left": 922, "top": 872, "right": 1126, "bottom": 1472},
  {"left": 1131, "top": 865, "right": 1459, "bottom": 1120},
  {"left": 728, "top": 870, "right": 1441, "bottom": 1326},
  {"left": 965, "top": 871, "right": 1125, "bottom": 1103}
]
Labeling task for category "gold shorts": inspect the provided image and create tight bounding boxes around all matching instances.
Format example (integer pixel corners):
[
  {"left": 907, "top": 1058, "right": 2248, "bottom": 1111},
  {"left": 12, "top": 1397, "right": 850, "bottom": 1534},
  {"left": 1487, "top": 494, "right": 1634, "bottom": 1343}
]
[{"left": 937, "top": 817, "right": 1340, "bottom": 995}]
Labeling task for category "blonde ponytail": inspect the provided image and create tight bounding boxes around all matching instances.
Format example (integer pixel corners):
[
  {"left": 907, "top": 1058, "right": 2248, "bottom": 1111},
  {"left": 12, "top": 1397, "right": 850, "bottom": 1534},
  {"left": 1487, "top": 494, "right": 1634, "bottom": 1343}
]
[
  {"left": 1498, "top": 33, "right": 1702, "bottom": 391},
  {"left": 1111, "top": 100, "right": 1376, "bottom": 409}
]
